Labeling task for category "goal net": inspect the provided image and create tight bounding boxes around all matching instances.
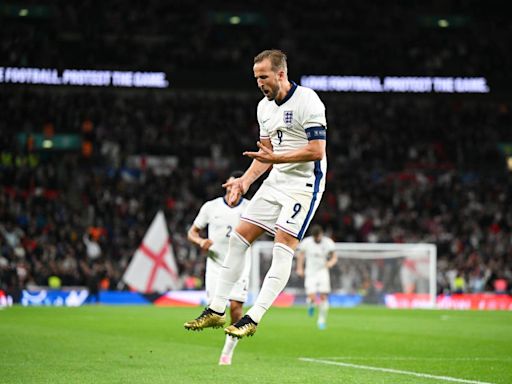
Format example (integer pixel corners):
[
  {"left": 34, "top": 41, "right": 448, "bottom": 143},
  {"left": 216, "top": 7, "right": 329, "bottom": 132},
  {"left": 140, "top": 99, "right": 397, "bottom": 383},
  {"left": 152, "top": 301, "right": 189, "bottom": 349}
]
[{"left": 249, "top": 241, "right": 437, "bottom": 308}]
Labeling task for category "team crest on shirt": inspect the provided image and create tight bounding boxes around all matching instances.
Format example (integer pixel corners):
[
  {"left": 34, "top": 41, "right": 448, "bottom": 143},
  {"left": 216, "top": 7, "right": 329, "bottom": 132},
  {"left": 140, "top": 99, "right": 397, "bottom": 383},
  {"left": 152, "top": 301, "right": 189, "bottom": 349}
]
[{"left": 283, "top": 110, "right": 293, "bottom": 126}]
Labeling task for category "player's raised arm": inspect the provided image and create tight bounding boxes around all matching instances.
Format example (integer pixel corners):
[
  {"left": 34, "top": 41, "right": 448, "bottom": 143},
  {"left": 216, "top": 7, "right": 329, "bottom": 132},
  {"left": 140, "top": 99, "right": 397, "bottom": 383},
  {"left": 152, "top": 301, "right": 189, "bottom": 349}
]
[
  {"left": 244, "top": 138, "right": 325, "bottom": 164},
  {"left": 224, "top": 138, "right": 273, "bottom": 205}
]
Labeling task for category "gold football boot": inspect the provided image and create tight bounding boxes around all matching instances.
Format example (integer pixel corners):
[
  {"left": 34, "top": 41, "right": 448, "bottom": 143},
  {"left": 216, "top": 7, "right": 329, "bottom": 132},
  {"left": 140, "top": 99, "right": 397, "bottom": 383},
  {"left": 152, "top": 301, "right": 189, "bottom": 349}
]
[
  {"left": 184, "top": 308, "right": 226, "bottom": 331},
  {"left": 224, "top": 315, "right": 258, "bottom": 339}
]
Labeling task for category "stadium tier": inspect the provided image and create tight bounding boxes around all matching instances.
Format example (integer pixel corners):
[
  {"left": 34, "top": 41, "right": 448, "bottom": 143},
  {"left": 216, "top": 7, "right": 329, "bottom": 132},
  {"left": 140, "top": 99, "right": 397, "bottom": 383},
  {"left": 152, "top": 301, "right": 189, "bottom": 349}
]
[{"left": 0, "top": 88, "right": 510, "bottom": 300}]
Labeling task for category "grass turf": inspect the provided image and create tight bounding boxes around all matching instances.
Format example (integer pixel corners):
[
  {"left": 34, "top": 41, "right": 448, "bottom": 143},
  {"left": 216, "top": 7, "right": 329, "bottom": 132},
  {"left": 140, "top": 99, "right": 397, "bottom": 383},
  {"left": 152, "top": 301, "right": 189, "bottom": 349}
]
[{"left": 1, "top": 306, "right": 511, "bottom": 384}]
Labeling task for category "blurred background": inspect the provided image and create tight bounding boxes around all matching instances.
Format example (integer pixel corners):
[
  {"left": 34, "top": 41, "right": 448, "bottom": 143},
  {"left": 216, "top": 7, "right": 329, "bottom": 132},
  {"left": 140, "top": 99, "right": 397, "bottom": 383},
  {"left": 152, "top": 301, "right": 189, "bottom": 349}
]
[{"left": 0, "top": 0, "right": 511, "bottom": 304}]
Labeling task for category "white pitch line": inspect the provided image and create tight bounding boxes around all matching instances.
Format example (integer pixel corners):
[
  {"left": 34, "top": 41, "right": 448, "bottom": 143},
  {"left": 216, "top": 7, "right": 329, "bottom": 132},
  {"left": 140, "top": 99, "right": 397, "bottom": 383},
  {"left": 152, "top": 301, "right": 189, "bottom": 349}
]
[
  {"left": 299, "top": 357, "right": 495, "bottom": 384},
  {"left": 319, "top": 356, "right": 510, "bottom": 362}
]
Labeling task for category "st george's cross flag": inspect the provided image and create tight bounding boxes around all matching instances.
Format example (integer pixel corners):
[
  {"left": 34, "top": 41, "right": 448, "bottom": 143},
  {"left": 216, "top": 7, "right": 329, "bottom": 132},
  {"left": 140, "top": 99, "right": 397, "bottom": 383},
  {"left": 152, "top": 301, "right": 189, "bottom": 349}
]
[{"left": 123, "top": 211, "right": 180, "bottom": 293}]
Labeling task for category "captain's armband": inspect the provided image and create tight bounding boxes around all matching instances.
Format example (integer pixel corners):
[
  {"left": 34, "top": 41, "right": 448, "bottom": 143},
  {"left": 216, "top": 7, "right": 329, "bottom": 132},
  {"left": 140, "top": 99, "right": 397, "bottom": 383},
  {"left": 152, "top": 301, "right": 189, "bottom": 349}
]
[{"left": 305, "top": 126, "right": 326, "bottom": 140}]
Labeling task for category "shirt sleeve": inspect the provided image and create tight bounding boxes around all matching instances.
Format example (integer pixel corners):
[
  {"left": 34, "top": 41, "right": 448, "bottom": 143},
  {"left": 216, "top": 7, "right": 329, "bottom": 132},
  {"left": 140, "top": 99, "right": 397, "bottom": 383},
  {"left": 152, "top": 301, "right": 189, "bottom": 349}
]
[
  {"left": 257, "top": 101, "right": 269, "bottom": 139},
  {"left": 302, "top": 89, "right": 327, "bottom": 139},
  {"left": 192, "top": 202, "right": 210, "bottom": 229}
]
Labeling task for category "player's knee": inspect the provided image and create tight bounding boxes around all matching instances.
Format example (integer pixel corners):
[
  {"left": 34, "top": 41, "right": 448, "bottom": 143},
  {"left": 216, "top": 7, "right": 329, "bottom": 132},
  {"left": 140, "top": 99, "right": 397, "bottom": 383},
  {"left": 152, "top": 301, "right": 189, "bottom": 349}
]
[
  {"left": 235, "top": 221, "right": 263, "bottom": 244},
  {"left": 229, "top": 230, "right": 251, "bottom": 248},
  {"left": 274, "top": 230, "right": 299, "bottom": 249},
  {"left": 224, "top": 232, "right": 250, "bottom": 266}
]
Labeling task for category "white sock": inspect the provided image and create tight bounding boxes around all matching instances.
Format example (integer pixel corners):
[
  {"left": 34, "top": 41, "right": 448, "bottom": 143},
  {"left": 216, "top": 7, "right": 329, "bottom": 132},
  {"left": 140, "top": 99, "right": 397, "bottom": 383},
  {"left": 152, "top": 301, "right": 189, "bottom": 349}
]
[
  {"left": 246, "top": 243, "right": 294, "bottom": 323},
  {"left": 209, "top": 232, "right": 250, "bottom": 313},
  {"left": 318, "top": 298, "right": 329, "bottom": 324},
  {"left": 221, "top": 335, "right": 239, "bottom": 357}
]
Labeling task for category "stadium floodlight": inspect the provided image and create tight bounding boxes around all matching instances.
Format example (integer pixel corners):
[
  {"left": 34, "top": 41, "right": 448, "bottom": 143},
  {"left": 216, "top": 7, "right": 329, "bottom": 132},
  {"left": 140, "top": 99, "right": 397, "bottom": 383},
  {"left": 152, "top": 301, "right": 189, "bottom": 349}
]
[
  {"left": 250, "top": 241, "right": 437, "bottom": 308},
  {"left": 438, "top": 19, "right": 449, "bottom": 28},
  {"left": 229, "top": 16, "right": 241, "bottom": 24}
]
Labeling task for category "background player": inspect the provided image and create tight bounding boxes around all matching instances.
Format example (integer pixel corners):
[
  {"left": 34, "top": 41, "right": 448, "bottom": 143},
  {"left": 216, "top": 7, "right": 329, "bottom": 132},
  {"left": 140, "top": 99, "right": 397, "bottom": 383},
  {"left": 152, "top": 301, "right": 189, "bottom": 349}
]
[
  {"left": 186, "top": 171, "right": 251, "bottom": 365},
  {"left": 296, "top": 225, "right": 337, "bottom": 330},
  {"left": 184, "top": 49, "right": 328, "bottom": 338}
]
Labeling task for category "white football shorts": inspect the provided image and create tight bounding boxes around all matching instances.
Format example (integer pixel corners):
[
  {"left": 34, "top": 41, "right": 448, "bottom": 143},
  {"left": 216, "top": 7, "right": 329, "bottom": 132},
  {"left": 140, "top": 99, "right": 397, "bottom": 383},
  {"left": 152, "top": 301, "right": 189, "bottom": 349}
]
[
  {"left": 240, "top": 181, "right": 322, "bottom": 240},
  {"left": 305, "top": 268, "right": 331, "bottom": 295},
  {"left": 205, "top": 255, "right": 250, "bottom": 303}
]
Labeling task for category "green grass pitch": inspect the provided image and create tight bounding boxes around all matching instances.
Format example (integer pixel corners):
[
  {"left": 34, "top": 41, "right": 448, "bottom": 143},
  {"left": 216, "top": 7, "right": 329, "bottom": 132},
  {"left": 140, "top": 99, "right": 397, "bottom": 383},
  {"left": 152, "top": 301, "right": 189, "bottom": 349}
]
[{"left": 1, "top": 306, "right": 511, "bottom": 383}]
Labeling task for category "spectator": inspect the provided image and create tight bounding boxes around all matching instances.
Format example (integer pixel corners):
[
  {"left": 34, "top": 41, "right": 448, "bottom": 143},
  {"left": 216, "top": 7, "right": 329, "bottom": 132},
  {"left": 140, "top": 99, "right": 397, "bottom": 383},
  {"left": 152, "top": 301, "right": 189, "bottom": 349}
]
[{"left": 0, "top": 87, "right": 510, "bottom": 294}]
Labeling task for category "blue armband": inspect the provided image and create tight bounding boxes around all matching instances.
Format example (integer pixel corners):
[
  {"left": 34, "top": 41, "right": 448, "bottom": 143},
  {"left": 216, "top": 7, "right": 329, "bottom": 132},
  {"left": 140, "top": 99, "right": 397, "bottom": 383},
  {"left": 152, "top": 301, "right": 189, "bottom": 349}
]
[{"left": 305, "top": 126, "right": 326, "bottom": 140}]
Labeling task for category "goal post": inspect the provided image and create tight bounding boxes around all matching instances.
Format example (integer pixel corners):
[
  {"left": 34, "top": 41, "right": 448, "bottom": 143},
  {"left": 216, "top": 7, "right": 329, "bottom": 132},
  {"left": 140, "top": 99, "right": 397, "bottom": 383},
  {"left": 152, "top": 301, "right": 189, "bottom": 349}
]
[{"left": 249, "top": 241, "right": 437, "bottom": 308}]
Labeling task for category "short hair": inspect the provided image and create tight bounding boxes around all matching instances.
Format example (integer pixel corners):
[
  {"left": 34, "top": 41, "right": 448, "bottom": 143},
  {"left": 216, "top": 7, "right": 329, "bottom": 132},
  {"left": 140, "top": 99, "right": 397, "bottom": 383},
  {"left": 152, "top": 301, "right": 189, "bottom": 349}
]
[
  {"left": 230, "top": 170, "right": 244, "bottom": 179},
  {"left": 310, "top": 224, "right": 323, "bottom": 237},
  {"left": 254, "top": 49, "right": 288, "bottom": 74}
]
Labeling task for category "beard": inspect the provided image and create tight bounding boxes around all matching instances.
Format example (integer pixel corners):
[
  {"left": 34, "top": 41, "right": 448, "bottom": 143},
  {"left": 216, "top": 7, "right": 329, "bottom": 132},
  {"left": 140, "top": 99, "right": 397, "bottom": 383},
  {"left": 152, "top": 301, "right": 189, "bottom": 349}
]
[{"left": 261, "top": 83, "right": 280, "bottom": 100}]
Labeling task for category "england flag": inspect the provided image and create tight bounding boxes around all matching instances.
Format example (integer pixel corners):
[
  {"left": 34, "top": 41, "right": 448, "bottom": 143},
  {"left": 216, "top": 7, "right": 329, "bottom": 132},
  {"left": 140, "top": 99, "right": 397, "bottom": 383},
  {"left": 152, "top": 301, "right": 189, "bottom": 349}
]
[{"left": 123, "top": 211, "right": 180, "bottom": 293}]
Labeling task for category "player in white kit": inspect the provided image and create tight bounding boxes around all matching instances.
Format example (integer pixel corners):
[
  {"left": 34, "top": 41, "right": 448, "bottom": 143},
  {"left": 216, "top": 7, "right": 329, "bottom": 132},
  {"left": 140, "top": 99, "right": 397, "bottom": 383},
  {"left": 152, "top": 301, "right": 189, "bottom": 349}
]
[
  {"left": 296, "top": 225, "right": 337, "bottom": 330},
  {"left": 185, "top": 171, "right": 251, "bottom": 365},
  {"left": 184, "top": 49, "right": 328, "bottom": 339}
]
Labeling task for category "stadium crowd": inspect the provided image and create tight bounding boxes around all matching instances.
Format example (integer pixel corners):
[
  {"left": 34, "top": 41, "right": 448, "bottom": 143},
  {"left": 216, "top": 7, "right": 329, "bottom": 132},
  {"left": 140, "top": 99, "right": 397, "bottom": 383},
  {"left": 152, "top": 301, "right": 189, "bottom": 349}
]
[{"left": 1, "top": 87, "right": 511, "bottom": 299}]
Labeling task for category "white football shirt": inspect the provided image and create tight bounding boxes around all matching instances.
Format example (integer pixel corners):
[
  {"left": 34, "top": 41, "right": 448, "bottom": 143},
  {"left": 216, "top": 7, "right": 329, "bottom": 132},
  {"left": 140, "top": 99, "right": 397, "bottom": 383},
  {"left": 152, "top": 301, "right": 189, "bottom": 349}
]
[
  {"left": 257, "top": 82, "right": 327, "bottom": 193},
  {"left": 298, "top": 236, "right": 336, "bottom": 274},
  {"left": 193, "top": 197, "right": 249, "bottom": 265}
]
